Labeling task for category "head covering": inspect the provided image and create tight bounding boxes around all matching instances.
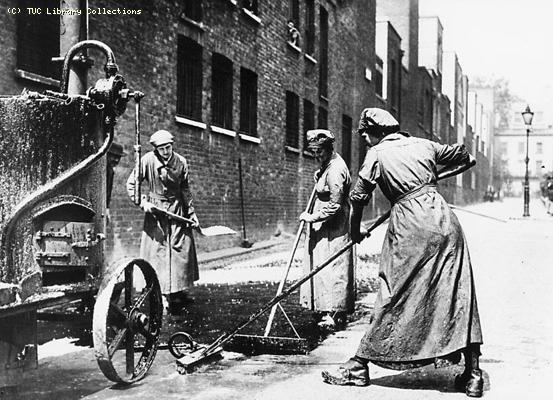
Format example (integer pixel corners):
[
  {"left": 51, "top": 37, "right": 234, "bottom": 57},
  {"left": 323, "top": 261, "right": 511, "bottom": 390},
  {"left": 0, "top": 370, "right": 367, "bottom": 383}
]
[
  {"left": 108, "top": 142, "right": 125, "bottom": 157},
  {"left": 149, "top": 130, "right": 174, "bottom": 147},
  {"left": 306, "top": 129, "right": 335, "bottom": 149},
  {"left": 357, "top": 108, "right": 399, "bottom": 135}
]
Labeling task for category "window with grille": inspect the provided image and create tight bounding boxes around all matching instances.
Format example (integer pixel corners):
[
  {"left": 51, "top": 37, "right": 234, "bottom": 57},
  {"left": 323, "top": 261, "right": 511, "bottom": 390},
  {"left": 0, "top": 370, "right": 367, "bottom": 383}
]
[
  {"left": 285, "top": 91, "right": 300, "bottom": 148},
  {"left": 342, "top": 114, "right": 352, "bottom": 167},
  {"left": 318, "top": 106, "right": 328, "bottom": 129},
  {"left": 239, "top": 68, "right": 258, "bottom": 136},
  {"left": 182, "top": 0, "right": 202, "bottom": 21},
  {"left": 17, "top": 0, "right": 60, "bottom": 80},
  {"left": 177, "top": 36, "right": 203, "bottom": 121},
  {"left": 305, "top": 0, "right": 315, "bottom": 56},
  {"left": 211, "top": 53, "right": 234, "bottom": 129},
  {"left": 303, "top": 99, "right": 315, "bottom": 151},
  {"left": 319, "top": 6, "right": 328, "bottom": 97}
]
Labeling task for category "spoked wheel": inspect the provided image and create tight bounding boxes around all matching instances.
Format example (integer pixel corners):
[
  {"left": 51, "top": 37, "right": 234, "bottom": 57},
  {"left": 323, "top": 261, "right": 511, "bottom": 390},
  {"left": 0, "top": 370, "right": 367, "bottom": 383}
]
[{"left": 93, "top": 258, "right": 162, "bottom": 384}]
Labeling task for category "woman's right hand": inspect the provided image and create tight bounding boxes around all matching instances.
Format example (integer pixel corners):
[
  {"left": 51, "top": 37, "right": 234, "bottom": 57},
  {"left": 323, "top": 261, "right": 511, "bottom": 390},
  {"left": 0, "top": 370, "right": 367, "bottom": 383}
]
[{"left": 140, "top": 200, "right": 155, "bottom": 213}]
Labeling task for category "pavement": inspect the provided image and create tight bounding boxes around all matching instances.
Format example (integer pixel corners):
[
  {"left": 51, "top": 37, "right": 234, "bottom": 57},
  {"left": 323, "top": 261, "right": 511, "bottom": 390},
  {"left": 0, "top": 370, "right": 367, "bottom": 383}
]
[{"left": 3, "top": 196, "right": 553, "bottom": 400}]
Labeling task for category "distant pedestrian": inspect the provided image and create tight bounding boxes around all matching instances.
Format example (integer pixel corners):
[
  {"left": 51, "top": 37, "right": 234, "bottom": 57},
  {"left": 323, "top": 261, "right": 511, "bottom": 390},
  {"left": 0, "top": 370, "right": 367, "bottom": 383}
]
[
  {"left": 546, "top": 177, "right": 553, "bottom": 214},
  {"left": 321, "top": 108, "right": 484, "bottom": 398},
  {"left": 126, "top": 130, "right": 200, "bottom": 315},
  {"left": 299, "top": 129, "right": 355, "bottom": 331}
]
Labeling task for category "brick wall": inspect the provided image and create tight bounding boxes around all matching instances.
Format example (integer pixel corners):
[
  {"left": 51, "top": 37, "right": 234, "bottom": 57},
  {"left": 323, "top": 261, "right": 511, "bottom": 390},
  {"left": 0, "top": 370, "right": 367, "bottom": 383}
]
[{"left": 83, "top": 0, "right": 377, "bottom": 258}]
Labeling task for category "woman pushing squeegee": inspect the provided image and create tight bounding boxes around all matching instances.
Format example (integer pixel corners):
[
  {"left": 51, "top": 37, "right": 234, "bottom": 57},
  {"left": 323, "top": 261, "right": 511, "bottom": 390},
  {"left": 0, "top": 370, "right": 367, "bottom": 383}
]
[{"left": 171, "top": 109, "right": 478, "bottom": 376}]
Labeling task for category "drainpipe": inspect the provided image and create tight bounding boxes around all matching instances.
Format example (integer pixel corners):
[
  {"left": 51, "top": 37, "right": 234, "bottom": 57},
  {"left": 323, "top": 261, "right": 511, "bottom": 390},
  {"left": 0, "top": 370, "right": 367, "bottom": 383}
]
[{"left": 59, "top": 0, "right": 90, "bottom": 95}]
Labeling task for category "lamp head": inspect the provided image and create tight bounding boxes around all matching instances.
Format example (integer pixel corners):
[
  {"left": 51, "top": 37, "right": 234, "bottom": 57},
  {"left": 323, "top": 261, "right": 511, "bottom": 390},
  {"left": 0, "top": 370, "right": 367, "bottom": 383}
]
[{"left": 522, "top": 105, "right": 534, "bottom": 126}]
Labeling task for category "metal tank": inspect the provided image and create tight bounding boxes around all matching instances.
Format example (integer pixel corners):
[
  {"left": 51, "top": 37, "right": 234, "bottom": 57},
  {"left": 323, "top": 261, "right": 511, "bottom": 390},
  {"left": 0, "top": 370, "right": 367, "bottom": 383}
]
[{"left": 0, "top": 40, "right": 161, "bottom": 387}]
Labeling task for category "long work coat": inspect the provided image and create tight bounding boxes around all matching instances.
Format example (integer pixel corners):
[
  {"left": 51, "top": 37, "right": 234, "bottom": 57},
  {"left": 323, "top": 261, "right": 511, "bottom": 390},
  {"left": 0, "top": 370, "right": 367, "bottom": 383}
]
[
  {"left": 126, "top": 151, "right": 199, "bottom": 294},
  {"left": 300, "top": 152, "right": 355, "bottom": 313},
  {"left": 350, "top": 132, "right": 482, "bottom": 369}
]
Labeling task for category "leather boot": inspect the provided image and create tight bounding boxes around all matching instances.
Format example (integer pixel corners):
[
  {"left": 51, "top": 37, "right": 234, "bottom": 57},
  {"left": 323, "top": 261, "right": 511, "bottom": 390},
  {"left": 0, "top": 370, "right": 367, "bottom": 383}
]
[
  {"left": 321, "top": 357, "right": 370, "bottom": 386},
  {"left": 455, "top": 345, "right": 484, "bottom": 397}
]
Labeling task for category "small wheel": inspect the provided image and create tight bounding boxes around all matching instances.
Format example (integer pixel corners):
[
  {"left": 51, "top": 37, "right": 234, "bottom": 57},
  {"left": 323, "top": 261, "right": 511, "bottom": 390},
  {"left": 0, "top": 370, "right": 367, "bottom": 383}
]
[
  {"left": 168, "top": 332, "right": 197, "bottom": 359},
  {"left": 93, "top": 258, "right": 162, "bottom": 384}
]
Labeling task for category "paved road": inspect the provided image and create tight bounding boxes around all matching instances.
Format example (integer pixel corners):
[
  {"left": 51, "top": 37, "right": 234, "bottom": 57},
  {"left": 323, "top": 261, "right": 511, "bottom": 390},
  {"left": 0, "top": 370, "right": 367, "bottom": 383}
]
[{"left": 4, "top": 197, "right": 553, "bottom": 400}]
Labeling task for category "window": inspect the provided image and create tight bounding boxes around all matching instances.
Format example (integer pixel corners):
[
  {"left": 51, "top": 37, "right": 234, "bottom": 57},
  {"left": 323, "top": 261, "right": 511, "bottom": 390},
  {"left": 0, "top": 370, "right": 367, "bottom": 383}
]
[
  {"left": 342, "top": 115, "right": 352, "bottom": 167},
  {"left": 290, "top": 0, "right": 300, "bottom": 29},
  {"left": 182, "top": 0, "right": 202, "bottom": 22},
  {"left": 536, "top": 160, "right": 542, "bottom": 173},
  {"left": 303, "top": 99, "right": 315, "bottom": 151},
  {"left": 211, "top": 53, "right": 233, "bottom": 129},
  {"left": 319, "top": 6, "right": 328, "bottom": 98},
  {"left": 390, "top": 59, "right": 399, "bottom": 110},
  {"left": 318, "top": 106, "right": 328, "bottom": 129},
  {"left": 374, "top": 57, "right": 383, "bottom": 97},
  {"left": 285, "top": 91, "right": 300, "bottom": 148},
  {"left": 537, "top": 142, "right": 543, "bottom": 154},
  {"left": 518, "top": 141, "right": 525, "bottom": 154},
  {"left": 500, "top": 142, "right": 508, "bottom": 156},
  {"left": 239, "top": 68, "right": 258, "bottom": 136},
  {"left": 426, "top": 89, "right": 433, "bottom": 129},
  {"left": 305, "top": 0, "right": 315, "bottom": 56},
  {"left": 17, "top": 0, "right": 60, "bottom": 80},
  {"left": 177, "top": 36, "right": 203, "bottom": 121},
  {"left": 243, "top": 0, "right": 258, "bottom": 14}
]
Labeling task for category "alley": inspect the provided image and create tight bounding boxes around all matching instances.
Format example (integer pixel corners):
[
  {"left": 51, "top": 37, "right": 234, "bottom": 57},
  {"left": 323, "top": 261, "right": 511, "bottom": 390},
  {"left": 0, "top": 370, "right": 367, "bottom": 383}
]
[{"left": 4, "top": 197, "right": 553, "bottom": 400}]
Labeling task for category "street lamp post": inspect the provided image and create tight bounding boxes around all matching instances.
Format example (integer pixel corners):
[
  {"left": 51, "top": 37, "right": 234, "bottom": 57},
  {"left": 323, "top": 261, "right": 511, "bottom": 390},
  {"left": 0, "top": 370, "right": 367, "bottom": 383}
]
[{"left": 522, "top": 105, "right": 534, "bottom": 217}]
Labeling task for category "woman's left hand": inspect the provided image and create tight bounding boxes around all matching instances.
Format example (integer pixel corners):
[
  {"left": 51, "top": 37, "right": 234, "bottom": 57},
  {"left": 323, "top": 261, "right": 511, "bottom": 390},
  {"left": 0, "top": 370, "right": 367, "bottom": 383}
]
[{"left": 299, "top": 212, "right": 314, "bottom": 222}]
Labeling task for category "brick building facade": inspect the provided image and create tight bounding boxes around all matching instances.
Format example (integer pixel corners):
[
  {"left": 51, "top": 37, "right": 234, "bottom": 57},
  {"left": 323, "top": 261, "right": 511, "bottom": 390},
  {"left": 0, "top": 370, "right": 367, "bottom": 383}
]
[{"left": 0, "top": 0, "right": 493, "bottom": 259}]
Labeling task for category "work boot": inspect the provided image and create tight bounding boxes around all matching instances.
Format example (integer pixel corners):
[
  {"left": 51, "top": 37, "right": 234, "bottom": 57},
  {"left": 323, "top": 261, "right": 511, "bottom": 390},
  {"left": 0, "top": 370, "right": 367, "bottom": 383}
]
[
  {"left": 455, "top": 369, "right": 483, "bottom": 397},
  {"left": 321, "top": 357, "right": 370, "bottom": 386},
  {"left": 455, "top": 344, "right": 484, "bottom": 397}
]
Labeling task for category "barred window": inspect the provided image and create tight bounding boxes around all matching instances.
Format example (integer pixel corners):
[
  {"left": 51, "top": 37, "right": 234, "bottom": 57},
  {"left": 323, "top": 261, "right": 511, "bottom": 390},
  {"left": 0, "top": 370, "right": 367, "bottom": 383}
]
[
  {"left": 342, "top": 114, "right": 352, "bottom": 167},
  {"left": 177, "top": 36, "right": 203, "bottom": 121},
  {"left": 390, "top": 59, "right": 399, "bottom": 110},
  {"left": 17, "top": 0, "right": 60, "bottom": 80},
  {"left": 303, "top": 99, "right": 314, "bottom": 151},
  {"left": 239, "top": 68, "right": 258, "bottom": 136},
  {"left": 211, "top": 53, "right": 233, "bottom": 129},
  {"left": 318, "top": 106, "right": 328, "bottom": 129},
  {"left": 285, "top": 91, "right": 300, "bottom": 148},
  {"left": 318, "top": 6, "right": 328, "bottom": 97},
  {"left": 182, "top": 0, "right": 202, "bottom": 22},
  {"left": 305, "top": 0, "right": 315, "bottom": 56}
]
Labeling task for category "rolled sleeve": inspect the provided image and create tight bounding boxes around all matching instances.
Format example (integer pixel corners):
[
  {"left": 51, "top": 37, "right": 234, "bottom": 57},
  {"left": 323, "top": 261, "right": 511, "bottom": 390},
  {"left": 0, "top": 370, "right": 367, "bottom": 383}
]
[{"left": 434, "top": 142, "right": 470, "bottom": 167}]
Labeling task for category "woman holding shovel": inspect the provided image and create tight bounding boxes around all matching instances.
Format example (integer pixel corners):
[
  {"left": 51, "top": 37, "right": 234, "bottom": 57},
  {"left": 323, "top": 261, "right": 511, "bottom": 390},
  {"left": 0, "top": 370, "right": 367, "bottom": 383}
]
[
  {"left": 126, "top": 129, "right": 200, "bottom": 315},
  {"left": 321, "top": 108, "right": 484, "bottom": 398},
  {"left": 299, "top": 129, "right": 355, "bottom": 331}
]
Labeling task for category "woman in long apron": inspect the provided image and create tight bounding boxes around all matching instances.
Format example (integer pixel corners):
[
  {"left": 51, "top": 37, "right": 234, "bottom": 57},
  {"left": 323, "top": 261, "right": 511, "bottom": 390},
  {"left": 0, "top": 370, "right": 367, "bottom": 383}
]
[
  {"left": 299, "top": 129, "right": 355, "bottom": 331},
  {"left": 322, "top": 108, "right": 484, "bottom": 398}
]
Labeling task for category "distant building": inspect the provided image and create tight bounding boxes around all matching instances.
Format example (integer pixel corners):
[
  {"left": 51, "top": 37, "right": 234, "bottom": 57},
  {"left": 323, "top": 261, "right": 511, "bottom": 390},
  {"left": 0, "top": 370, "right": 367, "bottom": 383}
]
[{"left": 495, "top": 103, "right": 553, "bottom": 196}]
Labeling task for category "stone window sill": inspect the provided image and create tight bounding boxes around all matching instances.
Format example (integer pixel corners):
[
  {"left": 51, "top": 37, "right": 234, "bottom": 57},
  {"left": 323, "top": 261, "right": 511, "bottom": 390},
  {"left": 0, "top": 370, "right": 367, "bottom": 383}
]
[
  {"left": 179, "top": 14, "right": 206, "bottom": 32},
  {"left": 211, "top": 125, "right": 237, "bottom": 138},
  {"left": 287, "top": 42, "right": 301, "bottom": 53},
  {"left": 239, "top": 133, "right": 261, "bottom": 144},
  {"left": 304, "top": 54, "right": 317, "bottom": 64},
  {"left": 242, "top": 8, "right": 261, "bottom": 25},
  {"left": 175, "top": 115, "right": 207, "bottom": 129}
]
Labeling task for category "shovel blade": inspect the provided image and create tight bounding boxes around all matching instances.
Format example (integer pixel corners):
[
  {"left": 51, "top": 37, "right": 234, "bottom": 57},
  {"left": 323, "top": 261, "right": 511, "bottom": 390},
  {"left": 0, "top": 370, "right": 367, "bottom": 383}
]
[{"left": 198, "top": 225, "right": 237, "bottom": 237}]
